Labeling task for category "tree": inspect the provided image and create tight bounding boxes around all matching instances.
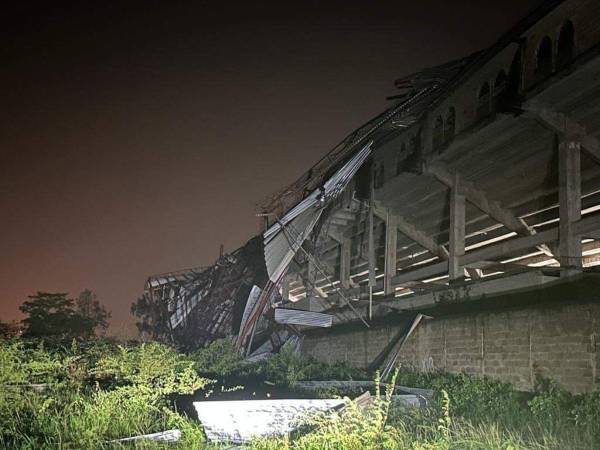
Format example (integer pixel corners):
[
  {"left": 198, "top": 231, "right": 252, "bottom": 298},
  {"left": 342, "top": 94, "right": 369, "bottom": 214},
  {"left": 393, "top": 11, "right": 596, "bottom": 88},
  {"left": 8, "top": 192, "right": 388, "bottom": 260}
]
[
  {"left": 0, "top": 320, "right": 21, "bottom": 338},
  {"left": 76, "top": 289, "right": 110, "bottom": 335},
  {"left": 19, "top": 291, "right": 110, "bottom": 339},
  {"left": 131, "top": 293, "right": 171, "bottom": 343}
]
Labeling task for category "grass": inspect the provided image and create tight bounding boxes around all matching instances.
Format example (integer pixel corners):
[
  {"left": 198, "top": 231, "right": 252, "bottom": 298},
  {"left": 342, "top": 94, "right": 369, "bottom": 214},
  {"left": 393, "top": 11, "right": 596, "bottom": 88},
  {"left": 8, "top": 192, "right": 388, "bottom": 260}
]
[
  {"left": 1, "top": 337, "right": 600, "bottom": 449},
  {"left": 0, "top": 339, "right": 208, "bottom": 449}
]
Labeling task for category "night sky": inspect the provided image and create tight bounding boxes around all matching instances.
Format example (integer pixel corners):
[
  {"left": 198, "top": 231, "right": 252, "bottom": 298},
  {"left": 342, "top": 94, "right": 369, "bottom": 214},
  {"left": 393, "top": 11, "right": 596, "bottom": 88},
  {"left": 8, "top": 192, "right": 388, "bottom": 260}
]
[{"left": 1, "top": 0, "right": 544, "bottom": 333}]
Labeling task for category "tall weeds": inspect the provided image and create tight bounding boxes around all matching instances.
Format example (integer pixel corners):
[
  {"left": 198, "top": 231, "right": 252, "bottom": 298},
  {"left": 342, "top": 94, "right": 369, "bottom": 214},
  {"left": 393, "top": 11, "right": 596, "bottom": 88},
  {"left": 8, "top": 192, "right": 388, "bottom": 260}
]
[{"left": 0, "top": 339, "right": 208, "bottom": 449}]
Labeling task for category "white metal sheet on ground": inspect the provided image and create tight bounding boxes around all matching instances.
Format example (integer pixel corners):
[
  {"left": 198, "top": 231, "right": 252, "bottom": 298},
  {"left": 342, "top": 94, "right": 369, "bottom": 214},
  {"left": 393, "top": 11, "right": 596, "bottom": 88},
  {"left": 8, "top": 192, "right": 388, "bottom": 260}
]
[
  {"left": 274, "top": 308, "right": 333, "bottom": 327},
  {"left": 194, "top": 399, "right": 344, "bottom": 444},
  {"left": 111, "top": 429, "right": 181, "bottom": 443}
]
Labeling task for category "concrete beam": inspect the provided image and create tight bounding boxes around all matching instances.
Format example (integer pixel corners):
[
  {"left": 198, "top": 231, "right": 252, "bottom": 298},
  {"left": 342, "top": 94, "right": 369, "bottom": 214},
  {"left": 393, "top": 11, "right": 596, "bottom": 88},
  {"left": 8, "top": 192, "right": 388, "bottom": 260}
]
[
  {"left": 389, "top": 213, "right": 600, "bottom": 287},
  {"left": 373, "top": 203, "right": 449, "bottom": 260},
  {"left": 426, "top": 161, "right": 555, "bottom": 257},
  {"left": 524, "top": 103, "right": 600, "bottom": 165},
  {"left": 385, "top": 271, "right": 558, "bottom": 312}
]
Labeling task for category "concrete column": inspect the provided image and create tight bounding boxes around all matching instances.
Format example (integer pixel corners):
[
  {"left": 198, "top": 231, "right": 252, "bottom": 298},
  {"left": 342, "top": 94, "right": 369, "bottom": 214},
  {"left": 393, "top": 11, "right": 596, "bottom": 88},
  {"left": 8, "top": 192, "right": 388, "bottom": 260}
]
[
  {"left": 449, "top": 173, "right": 466, "bottom": 281},
  {"left": 281, "top": 275, "right": 291, "bottom": 302},
  {"left": 306, "top": 259, "right": 316, "bottom": 297},
  {"left": 368, "top": 181, "right": 376, "bottom": 288},
  {"left": 559, "top": 140, "right": 582, "bottom": 275},
  {"left": 339, "top": 239, "right": 351, "bottom": 290},
  {"left": 384, "top": 212, "right": 398, "bottom": 296}
]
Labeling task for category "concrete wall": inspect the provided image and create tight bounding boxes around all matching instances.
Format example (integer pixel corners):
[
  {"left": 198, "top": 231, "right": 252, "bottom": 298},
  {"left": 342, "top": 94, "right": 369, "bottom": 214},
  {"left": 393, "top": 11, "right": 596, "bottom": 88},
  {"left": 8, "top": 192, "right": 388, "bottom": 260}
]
[{"left": 302, "top": 299, "right": 600, "bottom": 393}]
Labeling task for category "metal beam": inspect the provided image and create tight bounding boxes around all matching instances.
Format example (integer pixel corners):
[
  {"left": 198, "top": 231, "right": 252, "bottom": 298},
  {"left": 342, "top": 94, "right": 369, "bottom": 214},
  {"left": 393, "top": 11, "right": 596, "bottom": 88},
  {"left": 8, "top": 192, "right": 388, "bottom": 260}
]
[{"left": 559, "top": 140, "right": 582, "bottom": 275}]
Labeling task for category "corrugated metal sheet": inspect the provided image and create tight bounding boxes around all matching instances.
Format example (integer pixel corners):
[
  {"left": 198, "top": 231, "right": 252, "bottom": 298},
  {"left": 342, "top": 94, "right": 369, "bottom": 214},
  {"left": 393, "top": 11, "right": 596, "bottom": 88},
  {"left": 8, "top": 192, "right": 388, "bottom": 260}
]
[
  {"left": 194, "top": 399, "right": 345, "bottom": 444},
  {"left": 264, "top": 207, "right": 324, "bottom": 283},
  {"left": 274, "top": 308, "right": 333, "bottom": 328},
  {"left": 142, "top": 236, "right": 267, "bottom": 350},
  {"left": 238, "top": 285, "right": 262, "bottom": 335},
  {"left": 263, "top": 142, "right": 373, "bottom": 282}
]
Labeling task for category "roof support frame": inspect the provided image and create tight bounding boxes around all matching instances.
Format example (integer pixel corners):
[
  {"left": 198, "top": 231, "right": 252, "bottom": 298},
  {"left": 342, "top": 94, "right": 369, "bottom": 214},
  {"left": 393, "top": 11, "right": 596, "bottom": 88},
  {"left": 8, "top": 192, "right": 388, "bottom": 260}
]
[
  {"left": 425, "top": 161, "right": 556, "bottom": 258},
  {"left": 389, "top": 212, "right": 600, "bottom": 288},
  {"left": 523, "top": 102, "right": 600, "bottom": 164}
]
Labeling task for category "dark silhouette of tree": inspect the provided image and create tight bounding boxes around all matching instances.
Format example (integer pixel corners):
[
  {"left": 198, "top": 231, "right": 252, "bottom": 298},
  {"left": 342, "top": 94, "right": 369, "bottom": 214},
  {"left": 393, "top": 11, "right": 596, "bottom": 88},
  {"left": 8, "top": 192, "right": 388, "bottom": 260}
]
[
  {"left": 0, "top": 320, "right": 21, "bottom": 338},
  {"left": 131, "top": 293, "right": 172, "bottom": 343},
  {"left": 19, "top": 291, "right": 110, "bottom": 339},
  {"left": 76, "top": 289, "right": 110, "bottom": 335}
]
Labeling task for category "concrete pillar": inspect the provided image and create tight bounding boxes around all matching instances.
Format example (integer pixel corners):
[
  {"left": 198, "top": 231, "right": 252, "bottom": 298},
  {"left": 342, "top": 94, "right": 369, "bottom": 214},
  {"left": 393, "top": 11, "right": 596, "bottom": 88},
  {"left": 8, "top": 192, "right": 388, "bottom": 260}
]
[
  {"left": 449, "top": 173, "right": 466, "bottom": 281},
  {"left": 306, "top": 259, "right": 316, "bottom": 297},
  {"left": 384, "top": 212, "right": 398, "bottom": 296},
  {"left": 559, "top": 140, "right": 582, "bottom": 275},
  {"left": 339, "top": 239, "right": 351, "bottom": 290}
]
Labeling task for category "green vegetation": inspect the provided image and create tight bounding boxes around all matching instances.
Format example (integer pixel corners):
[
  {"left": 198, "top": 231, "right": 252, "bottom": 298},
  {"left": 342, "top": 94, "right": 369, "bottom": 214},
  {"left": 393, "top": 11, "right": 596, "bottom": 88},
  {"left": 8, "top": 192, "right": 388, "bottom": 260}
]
[
  {"left": 192, "top": 338, "right": 366, "bottom": 385},
  {"left": 19, "top": 291, "right": 110, "bottom": 340},
  {"left": 0, "top": 339, "right": 208, "bottom": 449},
  {"left": 1, "top": 336, "right": 600, "bottom": 449},
  {"left": 250, "top": 369, "right": 600, "bottom": 450}
]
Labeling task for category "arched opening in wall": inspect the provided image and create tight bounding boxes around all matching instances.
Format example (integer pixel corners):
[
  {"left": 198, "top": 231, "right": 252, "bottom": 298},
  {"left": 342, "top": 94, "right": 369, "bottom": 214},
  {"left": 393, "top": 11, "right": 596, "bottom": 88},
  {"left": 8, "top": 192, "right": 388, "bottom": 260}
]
[
  {"left": 445, "top": 107, "right": 456, "bottom": 144},
  {"left": 409, "top": 129, "right": 421, "bottom": 153},
  {"left": 493, "top": 70, "right": 508, "bottom": 111},
  {"left": 354, "top": 158, "right": 372, "bottom": 200},
  {"left": 507, "top": 48, "right": 522, "bottom": 102},
  {"left": 396, "top": 142, "right": 406, "bottom": 175},
  {"left": 414, "top": 129, "right": 422, "bottom": 152},
  {"left": 432, "top": 115, "right": 444, "bottom": 151},
  {"left": 404, "top": 129, "right": 422, "bottom": 172},
  {"left": 477, "top": 82, "right": 491, "bottom": 120},
  {"left": 535, "top": 36, "right": 553, "bottom": 83},
  {"left": 557, "top": 20, "right": 575, "bottom": 70}
]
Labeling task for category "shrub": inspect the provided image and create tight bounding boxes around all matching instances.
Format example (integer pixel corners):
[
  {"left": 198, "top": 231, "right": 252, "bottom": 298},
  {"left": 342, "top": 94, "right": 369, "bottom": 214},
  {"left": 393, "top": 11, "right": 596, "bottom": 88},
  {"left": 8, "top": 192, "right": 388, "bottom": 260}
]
[
  {"left": 528, "top": 377, "right": 575, "bottom": 424},
  {"left": 246, "top": 342, "right": 367, "bottom": 388},
  {"left": 394, "top": 369, "right": 523, "bottom": 424},
  {"left": 0, "top": 339, "right": 208, "bottom": 449},
  {"left": 92, "top": 342, "right": 208, "bottom": 394},
  {"left": 191, "top": 338, "right": 244, "bottom": 377},
  {"left": 251, "top": 370, "right": 403, "bottom": 450}
]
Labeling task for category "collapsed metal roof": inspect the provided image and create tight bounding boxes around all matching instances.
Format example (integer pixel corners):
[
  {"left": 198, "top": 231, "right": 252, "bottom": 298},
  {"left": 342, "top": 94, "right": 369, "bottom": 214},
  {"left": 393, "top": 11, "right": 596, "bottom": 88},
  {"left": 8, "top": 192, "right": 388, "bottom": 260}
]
[{"left": 144, "top": 236, "right": 267, "bottom": 350}]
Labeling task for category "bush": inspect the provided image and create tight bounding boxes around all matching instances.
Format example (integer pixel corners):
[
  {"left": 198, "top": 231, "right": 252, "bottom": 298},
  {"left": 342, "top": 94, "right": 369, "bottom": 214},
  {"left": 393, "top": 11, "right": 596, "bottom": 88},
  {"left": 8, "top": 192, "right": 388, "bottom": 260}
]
[
  {"left": 394, "top": 369, "right": 523, "bottom": 424},
  {"left": 191, "top": 338, "right": 244, "bottom": 377},
  {"left": 251, "top": 371, "right": 403, "bottom": 450},
  {"left": 92, "top": 342, "right": 208, "bottom": 394},
  {"left": 0, "top": 338, "right": 208, "bottom": 449},
  {"left": 248, "top": 342, "right": 367, "bottom": 387},
  {"left": 529, "top": 377, "right": 575, "bottom": 424}
]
